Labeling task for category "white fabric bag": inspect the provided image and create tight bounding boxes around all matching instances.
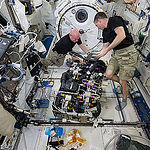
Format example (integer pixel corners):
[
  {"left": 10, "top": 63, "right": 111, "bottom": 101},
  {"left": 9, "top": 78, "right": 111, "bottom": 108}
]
[{"left": 0, "top": 104, "right": 16, "bottom": 136}]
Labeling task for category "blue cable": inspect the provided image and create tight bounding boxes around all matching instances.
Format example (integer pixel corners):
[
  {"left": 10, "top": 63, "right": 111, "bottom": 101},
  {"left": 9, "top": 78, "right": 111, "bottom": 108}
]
[
  {"left": 112, "top": 81, "right": 125, "bottom": 122},
  {"left": 0, "top": 64, "right": 23, "bottom": 81},
  {"left": 139, "top": 10, "right": 145, "bottom": 19},
  {"left": 102, "top": 118, "right": 113, "bottom": 121},
  {"left": 7, "top": 30, "right": 19, "bottom": 38},
  {"left": 144, "top": 14, "right": 150, "bottom": 32},
  {"left": 49, "top": 118, "right": 62, "bottom": 121}
]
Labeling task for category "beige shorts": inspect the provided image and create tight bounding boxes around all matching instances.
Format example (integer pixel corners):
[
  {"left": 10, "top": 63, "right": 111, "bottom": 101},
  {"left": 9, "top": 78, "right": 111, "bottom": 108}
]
[
  {"left": 107, "top": 45, "right": 138, "bottom": 81},
  {"left": 41, "top": 50, "right": 66, "bottom": 67}
]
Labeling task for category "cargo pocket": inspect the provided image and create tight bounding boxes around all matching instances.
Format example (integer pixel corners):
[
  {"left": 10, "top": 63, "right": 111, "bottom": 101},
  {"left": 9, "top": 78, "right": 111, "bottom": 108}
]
[
  {"left": 125, "top": 67, "right": 135, "bottom": 81},
  {"left": 129, "top": 51, "right": 138, "bottom": 67},
  {"left": 56, "top": 54, "right": 65, "bottom": 66},
  {"left": 119, "top": 66, "right": 135, "bottom": 81},
  {"left": 120, "top": 57, "right": 130, "bottom": 66}
]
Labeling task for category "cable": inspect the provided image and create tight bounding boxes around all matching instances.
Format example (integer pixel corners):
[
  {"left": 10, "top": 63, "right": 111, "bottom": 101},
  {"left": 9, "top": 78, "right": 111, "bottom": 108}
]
[
  {"left": 56, "top": 132, "right": 64, "bottom": 147},
  {"left": 0, "top": 64, "right": 23, "bottom": 81},
  {"left": 0, "top": 23, "right": 12, "bottom": 35},
  {"left": 50, "top": 95, "right": 69, "bottom": 114},
  {"left": 6, "top": 51, "right": 21, "bottom": 62},
  {"left": 0, "top": 24, "right": 5, "bottom": 30},
  {"left": 0, "top": 0, "right": 5, "bottom": 9},
  {"left": 25, "top": 32, "right": 37, "bottom": 43},
  {"left": 111, "top": 81, "right": 125, "bottom": 122},
  {"left": 23, "top": 32, "right": 37, "bottom": 50},
  {"left": 15, "top": 50, "right": 28, "bottom": 64}
]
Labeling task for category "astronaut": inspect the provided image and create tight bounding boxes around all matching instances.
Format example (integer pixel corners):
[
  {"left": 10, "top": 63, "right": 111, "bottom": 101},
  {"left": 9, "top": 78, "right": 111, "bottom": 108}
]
[{"left": 41, "top": 28, "right": 89, "bottom": 68}]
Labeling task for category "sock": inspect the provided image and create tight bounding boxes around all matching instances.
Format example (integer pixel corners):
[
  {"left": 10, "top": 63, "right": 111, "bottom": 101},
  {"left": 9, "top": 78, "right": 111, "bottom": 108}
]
[{"left": 115, "top": 99, "right": 127, "bottom": 111}]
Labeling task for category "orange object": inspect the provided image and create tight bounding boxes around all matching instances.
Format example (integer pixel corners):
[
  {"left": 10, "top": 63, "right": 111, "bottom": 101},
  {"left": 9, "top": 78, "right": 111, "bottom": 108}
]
[{"left": 64, "top": 129, "right": 86, "bottom": 148}]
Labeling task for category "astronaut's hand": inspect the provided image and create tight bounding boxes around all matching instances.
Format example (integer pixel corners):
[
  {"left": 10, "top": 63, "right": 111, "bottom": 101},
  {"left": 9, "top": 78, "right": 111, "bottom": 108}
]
[
  {"left": 95, "top": 53, "right": 102, "bottom": 58},
  {"left": 95, "top": 50, "right": 106, "bottom": 58}
]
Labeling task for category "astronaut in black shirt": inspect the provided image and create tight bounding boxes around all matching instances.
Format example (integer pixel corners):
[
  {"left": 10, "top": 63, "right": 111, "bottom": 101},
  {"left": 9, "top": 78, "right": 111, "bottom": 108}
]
[
  {"left": 94, "top": 12, "right": 138, "bottom": 111},
  {"left": 41, "top": 28, "right": 88, "bottom": 67}
]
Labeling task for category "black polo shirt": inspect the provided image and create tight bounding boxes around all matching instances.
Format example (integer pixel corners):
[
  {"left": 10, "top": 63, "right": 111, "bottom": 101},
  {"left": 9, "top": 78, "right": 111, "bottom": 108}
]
[
  {"left": 53, "top": 34, "right": 82, "bottom": 54},
  {"left": 103, "top": 16, "right": 134, "bottom": 50}
]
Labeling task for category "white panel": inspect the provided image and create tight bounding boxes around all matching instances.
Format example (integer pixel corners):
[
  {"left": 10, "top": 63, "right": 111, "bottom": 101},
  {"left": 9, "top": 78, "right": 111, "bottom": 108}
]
[
  {"left": 123, "top": 9, "right": 143, "bottom": 35},
  {"left": 55, "top": 1, "right": 104, "bottom": 53}
]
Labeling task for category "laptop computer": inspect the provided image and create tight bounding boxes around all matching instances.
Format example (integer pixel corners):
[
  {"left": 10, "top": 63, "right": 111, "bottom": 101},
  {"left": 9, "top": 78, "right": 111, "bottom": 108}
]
[{"left": 0, "top": 35, "right": 15, "bottom": 61}]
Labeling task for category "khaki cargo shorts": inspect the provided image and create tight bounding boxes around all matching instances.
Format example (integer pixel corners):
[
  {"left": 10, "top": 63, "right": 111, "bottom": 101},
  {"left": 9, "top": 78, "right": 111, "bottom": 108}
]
[
  {"left": 107, "top": 45, "right": 138, "bottom": 81},
  {"left": 41, "top": 50, "right": 66, "bottom": 67}
]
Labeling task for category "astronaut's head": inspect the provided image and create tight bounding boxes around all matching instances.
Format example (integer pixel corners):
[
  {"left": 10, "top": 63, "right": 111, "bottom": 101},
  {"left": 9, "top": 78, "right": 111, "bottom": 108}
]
[{"left": 69, "top": 28, "right": 80, "bottom": 43}]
